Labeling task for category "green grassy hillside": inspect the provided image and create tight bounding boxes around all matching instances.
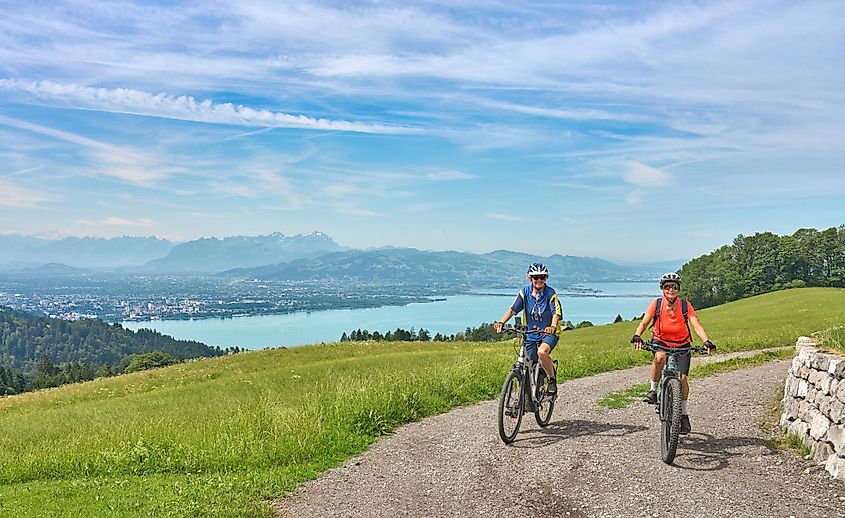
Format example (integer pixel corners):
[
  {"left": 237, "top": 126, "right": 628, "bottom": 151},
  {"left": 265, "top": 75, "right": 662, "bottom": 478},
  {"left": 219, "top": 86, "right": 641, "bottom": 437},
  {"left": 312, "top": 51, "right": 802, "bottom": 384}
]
[{"left": 1, "top": 287, "right": 842, "bottom": 517}]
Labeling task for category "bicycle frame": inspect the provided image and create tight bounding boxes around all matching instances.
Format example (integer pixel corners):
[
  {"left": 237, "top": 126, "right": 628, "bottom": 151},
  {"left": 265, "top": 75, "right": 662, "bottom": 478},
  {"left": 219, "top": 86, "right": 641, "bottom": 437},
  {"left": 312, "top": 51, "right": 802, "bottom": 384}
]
[
  {"left": 657, "top": 350, "right": 684, "bottom": 421},
  {"left": 512, "top": 342, "right": 555, "bottom": 410},
  {"left": 646, "top": 343, "right": 693, "bottom": 414}
]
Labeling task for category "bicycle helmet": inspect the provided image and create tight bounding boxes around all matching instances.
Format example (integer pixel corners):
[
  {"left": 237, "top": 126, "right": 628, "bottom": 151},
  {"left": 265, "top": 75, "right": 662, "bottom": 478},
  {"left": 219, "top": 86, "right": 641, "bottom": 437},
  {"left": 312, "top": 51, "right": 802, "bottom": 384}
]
[
  {"left": 527, "top": 263, "right": 549, "bottom": 277},
  {"left": 659, "top": 272, "right": 681, "bottom": 287}
]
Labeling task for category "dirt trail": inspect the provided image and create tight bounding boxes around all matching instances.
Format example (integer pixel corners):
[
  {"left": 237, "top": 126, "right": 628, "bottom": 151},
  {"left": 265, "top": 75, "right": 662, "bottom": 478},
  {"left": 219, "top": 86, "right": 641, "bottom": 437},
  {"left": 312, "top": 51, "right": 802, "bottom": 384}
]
[{"left": 274, "top": 355, "right": 845, "bottom": 517}]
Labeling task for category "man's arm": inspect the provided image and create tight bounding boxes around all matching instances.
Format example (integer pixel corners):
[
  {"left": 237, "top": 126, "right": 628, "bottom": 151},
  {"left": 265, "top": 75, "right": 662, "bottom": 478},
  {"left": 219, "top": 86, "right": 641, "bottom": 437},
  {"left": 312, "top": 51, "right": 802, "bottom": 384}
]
[
  {"left": 494, "top": 308, "right": 515, "bottom": 333},
  {"left": 689, "top": 316, "right": 710, "bottom": 343}
]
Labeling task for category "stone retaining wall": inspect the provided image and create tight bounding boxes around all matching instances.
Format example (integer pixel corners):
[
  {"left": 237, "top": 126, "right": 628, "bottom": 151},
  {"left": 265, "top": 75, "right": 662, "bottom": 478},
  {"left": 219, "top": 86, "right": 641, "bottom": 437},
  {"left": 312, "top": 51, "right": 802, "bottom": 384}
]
[{"left": 780, "top": 336, "right": 845, "bottom": 481}]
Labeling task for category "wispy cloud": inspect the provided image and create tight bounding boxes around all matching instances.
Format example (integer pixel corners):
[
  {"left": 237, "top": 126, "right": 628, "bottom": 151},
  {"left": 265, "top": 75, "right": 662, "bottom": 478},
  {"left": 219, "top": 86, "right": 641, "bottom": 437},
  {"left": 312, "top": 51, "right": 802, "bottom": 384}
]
[
  {"left": 0, "top": 177, "right": 49, "bottom": 207},
  {"left": 78, "top": 217, "right": 155, "bottom": 227},
  {"left": 335, "top": 205, "right": 382, "bottom": 217},
  {"left": 486, "top": 212, "right": 527, "bottom": 222},
  {"left": 0, "top": 114, "right": 171, "bottom": 185},
  {"left": 0, "top": 79, "right": 420, "bottom": 134},
  {"left": 623, "top": 162, "right": 671, "bottom": 188},
  {"left": 625, "top": 189, "right": 643, "bottom": 206},
  {"left": 424, "top": 170, "right": 476, "bottom": 181}
]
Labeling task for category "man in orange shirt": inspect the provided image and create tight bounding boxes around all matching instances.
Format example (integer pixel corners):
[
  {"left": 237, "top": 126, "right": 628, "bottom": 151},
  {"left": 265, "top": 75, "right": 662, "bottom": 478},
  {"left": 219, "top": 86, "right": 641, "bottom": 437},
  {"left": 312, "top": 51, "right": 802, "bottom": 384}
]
[{"left": 630, "top": 273, "right": 716, "bottom": 434}]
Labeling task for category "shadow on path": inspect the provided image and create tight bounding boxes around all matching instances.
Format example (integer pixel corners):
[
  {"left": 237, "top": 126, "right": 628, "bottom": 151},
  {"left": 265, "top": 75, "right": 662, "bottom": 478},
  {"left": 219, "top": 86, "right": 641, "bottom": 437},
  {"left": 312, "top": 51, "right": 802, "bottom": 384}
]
[
  {"left": 510, "top": 419, "right": 647, "bottom": 448},
  {"left": 671, "top": 433, "right": 776, "bottom": 471}
]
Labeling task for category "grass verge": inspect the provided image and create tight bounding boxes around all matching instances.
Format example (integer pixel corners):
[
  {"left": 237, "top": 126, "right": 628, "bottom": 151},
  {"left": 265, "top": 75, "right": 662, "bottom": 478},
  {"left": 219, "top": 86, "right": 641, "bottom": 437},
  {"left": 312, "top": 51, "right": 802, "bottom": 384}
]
[
  {"left": 813, "top": 325, "right": 845, "bottom": 354},
  {"left": 759, "top": 381, "right": 813, "bottom": 458}
]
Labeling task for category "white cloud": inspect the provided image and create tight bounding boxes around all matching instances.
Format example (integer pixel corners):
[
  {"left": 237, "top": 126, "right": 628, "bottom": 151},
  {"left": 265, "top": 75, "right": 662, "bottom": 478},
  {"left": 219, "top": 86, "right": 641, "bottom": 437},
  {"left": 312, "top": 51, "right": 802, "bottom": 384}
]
[
  {"left": 424, "top": 170, "right": 476, "bottom": 181},
  {"left": 0, "top": 114, "right": 170, "bottom": 185},
  {"left": 0, "top": 79, "right": 419, "bottom": 134},
  {"left": 0, "top": 177, "right": 49, "bottom": 207},
  {"left": 623, "top": 162, "right": 671, "bottom": 188},
  {"left": 78, "top": 217, "right": 155, "bottom": 227},
  {"left": 625, "top": 189, "right": 643, "bottom": 206},
  {"left": 486, "top": 212, "right": 526, "bottom": 222},
  {"left": 336, "top": 206, "right": 382, "bottom": 217}
]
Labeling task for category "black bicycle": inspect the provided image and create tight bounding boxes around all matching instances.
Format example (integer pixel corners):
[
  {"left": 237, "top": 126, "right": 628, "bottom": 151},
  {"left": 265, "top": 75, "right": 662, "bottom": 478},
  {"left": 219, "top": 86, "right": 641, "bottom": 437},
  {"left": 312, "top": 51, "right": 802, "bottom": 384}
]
[
  {"left": 497, "top": 325, "right": 558, "bottom": 444},
  {"left": 641, "top": 341, "right": 707, "bottom": 464}
]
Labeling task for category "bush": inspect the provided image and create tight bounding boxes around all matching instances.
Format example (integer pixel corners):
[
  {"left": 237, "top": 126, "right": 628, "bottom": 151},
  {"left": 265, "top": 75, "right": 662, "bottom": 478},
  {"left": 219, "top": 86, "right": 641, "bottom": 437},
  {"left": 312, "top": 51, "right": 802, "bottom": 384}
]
[{"left": 124, "top": 351, "right": 180, "bottom": 373}]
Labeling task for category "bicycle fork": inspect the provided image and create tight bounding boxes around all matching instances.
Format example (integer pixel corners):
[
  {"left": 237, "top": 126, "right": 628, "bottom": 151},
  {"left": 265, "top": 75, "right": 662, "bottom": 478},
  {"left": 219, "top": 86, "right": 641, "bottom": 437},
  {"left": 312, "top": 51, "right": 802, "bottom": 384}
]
[{"left": 657, "top": 372, "right": 679, "bottom": 421}]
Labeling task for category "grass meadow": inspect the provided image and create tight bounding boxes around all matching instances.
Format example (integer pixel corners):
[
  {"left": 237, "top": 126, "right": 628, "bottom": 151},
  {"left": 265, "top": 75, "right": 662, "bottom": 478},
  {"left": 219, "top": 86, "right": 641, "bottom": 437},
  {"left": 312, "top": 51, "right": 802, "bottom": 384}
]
[{"left": 0, "top": 287, "right": 843, "bottom": 517}]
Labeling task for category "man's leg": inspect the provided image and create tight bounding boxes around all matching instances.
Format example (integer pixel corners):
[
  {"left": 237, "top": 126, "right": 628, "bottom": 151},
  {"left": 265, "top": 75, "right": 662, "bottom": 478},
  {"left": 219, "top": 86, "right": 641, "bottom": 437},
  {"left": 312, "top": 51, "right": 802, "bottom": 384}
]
[
  {"left": 643, "top": 351, "right": 666, "bottom": 404},
  {"left": 537, "top": 342, "right": 557, "bottom": 396},
  {"left": 538, "top": 343, "right": 554, "bottom": 379}
]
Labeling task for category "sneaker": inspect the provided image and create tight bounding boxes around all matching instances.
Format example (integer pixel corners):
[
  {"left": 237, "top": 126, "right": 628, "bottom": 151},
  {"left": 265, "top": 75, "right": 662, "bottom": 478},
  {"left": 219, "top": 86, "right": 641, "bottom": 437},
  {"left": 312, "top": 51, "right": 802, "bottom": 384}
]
[
  {"left": 643, "top": 389, "right": 657, "bottom": 404},
  {"left": 546, "top": 378, "right": 557, "bottom": 397},
  {"left": 680, "top": 414, "right": 691, "bottom": 434}
]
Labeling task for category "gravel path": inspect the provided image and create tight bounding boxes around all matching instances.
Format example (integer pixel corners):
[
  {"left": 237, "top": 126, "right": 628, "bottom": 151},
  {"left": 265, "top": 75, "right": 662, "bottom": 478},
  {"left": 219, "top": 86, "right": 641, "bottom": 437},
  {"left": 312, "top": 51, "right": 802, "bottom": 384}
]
[{"left": 274, "top": 354, "right": 845, "bottom": 517}]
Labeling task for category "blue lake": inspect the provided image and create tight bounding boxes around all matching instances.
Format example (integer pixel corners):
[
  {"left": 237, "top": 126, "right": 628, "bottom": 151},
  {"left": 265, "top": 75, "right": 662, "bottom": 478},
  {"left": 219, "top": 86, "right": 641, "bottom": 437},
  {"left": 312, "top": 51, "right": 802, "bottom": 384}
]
[{"left": 122, "top": 282, "right": 658, "bottom": 350}]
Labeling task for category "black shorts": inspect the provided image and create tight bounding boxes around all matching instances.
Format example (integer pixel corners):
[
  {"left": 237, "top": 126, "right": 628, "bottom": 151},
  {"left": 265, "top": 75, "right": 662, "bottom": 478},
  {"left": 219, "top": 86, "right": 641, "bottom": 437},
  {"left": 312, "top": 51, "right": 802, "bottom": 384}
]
[{"left": 652, "top": 340, "right": 691, "bottom": 375}]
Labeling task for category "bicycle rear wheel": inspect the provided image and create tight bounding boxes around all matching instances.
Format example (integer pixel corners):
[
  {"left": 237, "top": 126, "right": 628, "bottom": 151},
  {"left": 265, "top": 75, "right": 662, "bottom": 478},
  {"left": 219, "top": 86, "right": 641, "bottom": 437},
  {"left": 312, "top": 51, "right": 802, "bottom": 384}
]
[
  {"left": 498, "top": 369, "right": 524, "bottom": 444},
  {"left": 660, "top": 377, "right": 682, "bottom": 464},
  {"left": 534, "top": 369, "right": 555, "bottom": 427}
]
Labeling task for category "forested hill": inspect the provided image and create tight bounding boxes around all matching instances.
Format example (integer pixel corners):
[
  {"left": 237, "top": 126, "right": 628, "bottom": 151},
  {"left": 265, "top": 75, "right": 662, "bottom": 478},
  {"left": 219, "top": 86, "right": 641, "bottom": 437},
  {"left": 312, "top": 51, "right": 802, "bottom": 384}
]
[
  {"left": 0, "top": 307, "right": 223, "bottom": 374},
  {"left": 681, "top": 225, "right": 845, "bottom": 308}
]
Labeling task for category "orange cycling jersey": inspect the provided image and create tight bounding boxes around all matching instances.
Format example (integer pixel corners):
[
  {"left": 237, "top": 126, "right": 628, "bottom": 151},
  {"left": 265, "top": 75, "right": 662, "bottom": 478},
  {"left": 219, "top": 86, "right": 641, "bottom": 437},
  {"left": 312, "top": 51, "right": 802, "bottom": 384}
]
[{"left": 649, "top": 298, "right": 696, "bottom": 346}]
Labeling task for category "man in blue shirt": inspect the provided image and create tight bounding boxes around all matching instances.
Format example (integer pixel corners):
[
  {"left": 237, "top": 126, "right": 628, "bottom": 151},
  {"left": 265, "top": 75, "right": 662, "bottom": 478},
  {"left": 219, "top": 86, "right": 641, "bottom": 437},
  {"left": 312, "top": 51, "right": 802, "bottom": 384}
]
[{"left": 493, "top": 263, "right": 563, "bottom": 395}]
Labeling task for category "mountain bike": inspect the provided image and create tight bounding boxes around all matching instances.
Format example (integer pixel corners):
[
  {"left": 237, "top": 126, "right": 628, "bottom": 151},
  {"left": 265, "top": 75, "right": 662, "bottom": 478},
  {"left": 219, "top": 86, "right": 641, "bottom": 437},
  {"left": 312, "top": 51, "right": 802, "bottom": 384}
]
[
  {"left": 641, "top": 341, "right": 707, "bottom": 464},
  {"left": 497, "top": 324, "right": 558, "bottom": 444}
]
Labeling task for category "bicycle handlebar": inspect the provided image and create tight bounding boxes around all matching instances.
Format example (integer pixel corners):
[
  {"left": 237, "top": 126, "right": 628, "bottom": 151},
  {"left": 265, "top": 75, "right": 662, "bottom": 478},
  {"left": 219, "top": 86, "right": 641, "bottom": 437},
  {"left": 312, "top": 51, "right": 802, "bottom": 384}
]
[
  {"left": 641, "top": 342, "right": 709, "bottom": 355},
  {"left": 499, "top": 324, "right": 552, "bottom": 336}
]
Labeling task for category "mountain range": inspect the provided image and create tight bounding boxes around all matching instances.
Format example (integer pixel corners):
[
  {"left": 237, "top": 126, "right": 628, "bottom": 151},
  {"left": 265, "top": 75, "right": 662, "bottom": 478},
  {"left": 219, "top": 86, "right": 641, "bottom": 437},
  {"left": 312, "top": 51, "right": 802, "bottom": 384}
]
[
  {"left": 0, "top": 236, "right": 172, "bottom": 269},
  {"left": 0, "top": 232, "right": 684, "bottom": 283},
  {"left": 0, "top": 232, "right": 341, "bottom": 272},
  {"left": 144, "top": 232, "right": 342, "bottom": 272},
  {"left": 226, "top": 248, "right": 679, "bottom": 284}
]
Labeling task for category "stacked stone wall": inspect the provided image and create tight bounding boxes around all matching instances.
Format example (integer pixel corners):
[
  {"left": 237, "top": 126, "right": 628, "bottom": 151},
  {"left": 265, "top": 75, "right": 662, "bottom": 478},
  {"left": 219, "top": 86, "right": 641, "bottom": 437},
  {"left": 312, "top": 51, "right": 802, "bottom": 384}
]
[{"left": 781, "top": 337, "right": 845, "bottom": 481}]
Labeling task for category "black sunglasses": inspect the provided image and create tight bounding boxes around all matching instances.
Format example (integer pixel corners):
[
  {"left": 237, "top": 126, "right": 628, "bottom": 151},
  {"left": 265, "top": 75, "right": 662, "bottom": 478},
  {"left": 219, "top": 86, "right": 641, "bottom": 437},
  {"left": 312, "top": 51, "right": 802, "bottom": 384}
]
[{"left": 530, "top": 275, "right": 548, "bottom": 281}]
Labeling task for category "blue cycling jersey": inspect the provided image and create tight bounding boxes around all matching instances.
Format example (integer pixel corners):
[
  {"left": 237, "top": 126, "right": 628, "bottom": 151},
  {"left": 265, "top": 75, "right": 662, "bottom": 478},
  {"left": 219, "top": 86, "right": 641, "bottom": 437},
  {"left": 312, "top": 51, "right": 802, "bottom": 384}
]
[{"left": 510, "top": 285, "right": 563, "bottom": 339}]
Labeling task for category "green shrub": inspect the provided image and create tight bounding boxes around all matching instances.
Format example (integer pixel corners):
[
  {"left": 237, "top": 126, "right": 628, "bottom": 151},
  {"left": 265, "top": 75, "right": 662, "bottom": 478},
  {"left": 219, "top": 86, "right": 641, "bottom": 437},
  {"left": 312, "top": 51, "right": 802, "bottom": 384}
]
[{"left": 124, "top": 351, "right": 180, "bottom": 373}]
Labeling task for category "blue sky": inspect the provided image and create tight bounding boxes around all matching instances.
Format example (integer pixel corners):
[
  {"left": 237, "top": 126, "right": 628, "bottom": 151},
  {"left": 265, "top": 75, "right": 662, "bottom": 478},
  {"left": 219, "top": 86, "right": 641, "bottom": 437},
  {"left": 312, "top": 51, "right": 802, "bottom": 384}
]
[{"left": 1, "top": 0, "right": 843, "bottom": 262}]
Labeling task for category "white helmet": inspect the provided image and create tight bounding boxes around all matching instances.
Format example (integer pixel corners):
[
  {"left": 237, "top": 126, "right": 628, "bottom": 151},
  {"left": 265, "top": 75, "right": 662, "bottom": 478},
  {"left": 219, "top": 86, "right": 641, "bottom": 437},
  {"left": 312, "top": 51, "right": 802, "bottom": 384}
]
[
  {"left": 527, "top": 263, "right": 549, "bottom": 277},
  {"left": 659, "top": 272, "right": 681, "bottom": 287}
]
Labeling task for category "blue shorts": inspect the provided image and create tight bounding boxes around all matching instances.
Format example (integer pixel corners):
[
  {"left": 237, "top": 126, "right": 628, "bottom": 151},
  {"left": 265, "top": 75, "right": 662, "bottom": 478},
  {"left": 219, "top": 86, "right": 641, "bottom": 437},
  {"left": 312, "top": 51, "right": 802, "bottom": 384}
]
[{"left": 525, "top": 335, "right": 558, "bottom": 362}]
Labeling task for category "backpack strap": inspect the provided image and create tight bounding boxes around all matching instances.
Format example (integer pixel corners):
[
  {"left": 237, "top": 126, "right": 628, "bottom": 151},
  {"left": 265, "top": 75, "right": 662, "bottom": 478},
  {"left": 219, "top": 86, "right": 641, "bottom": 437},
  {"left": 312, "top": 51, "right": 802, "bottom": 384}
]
[{"left": 648, "top": 297, "right": 662, "bottom": 329}]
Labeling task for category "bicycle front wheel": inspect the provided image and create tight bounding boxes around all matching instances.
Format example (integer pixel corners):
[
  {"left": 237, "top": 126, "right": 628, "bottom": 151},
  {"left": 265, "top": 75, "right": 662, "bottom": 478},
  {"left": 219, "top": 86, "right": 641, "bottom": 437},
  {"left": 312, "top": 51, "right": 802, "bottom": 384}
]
[
  {"left": 498, "top": 369, "right": 524, "bottom": 444},
  {"left": 534, "top": 369, "right": 555, "bottom": 427},
  {"left": 660, "top": 377, "right": 682, "bottom": 464}
]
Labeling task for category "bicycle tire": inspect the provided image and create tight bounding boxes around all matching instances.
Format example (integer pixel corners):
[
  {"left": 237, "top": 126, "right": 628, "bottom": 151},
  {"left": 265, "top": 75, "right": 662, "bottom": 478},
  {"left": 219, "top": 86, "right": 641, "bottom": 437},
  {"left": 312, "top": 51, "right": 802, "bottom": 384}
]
[
  {"left": 660, "top": 377, "right": 682, "bottom": 464},
  {"left": 534, "top": 369, "right": 555, "bottom": 427},
  {"left": 498, "top": 369, "right": 524, "bottom": 444}
]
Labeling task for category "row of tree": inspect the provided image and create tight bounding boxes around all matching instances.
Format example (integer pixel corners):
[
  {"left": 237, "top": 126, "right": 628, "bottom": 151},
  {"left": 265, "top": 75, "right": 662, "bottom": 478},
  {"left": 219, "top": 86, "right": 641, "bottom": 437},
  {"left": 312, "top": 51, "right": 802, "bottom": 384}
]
[
  {"left": 340, "top": 319, "right": 602, "bottom": 343},
  {"left": 680, "top": 226, "right": 845, "bottom": 308}
]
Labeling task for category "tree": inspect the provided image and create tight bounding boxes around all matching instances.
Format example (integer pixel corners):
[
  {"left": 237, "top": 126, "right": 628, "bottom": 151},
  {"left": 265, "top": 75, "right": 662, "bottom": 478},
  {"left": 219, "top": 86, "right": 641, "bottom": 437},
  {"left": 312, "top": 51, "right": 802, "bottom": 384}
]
[
  {"left": 613, "top": 314, "right": 623, "bottom": 323},
  {"left": 124, "top": 351, "right": 179, "bottom": 373},
  {"left": 95, "top": 363, "right": 112, "bottom": 378}
]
